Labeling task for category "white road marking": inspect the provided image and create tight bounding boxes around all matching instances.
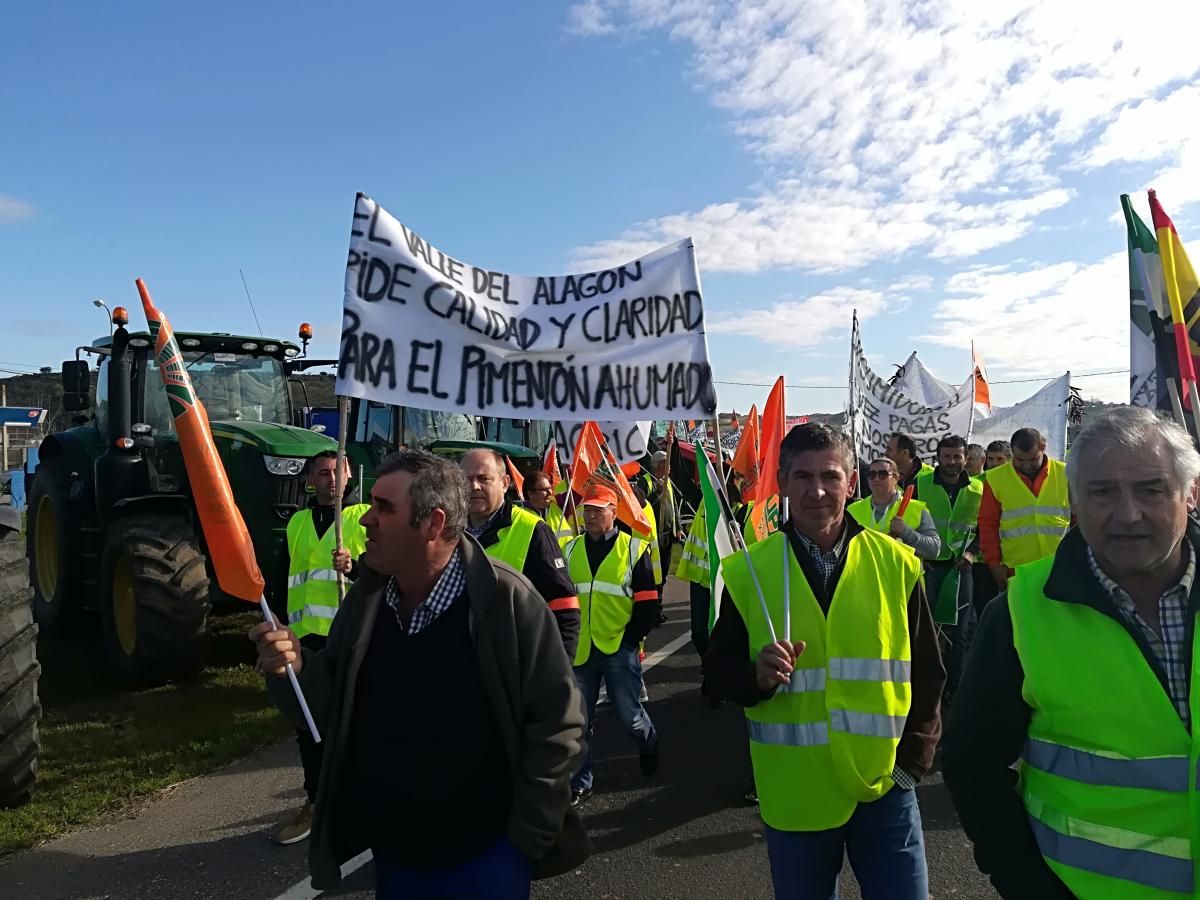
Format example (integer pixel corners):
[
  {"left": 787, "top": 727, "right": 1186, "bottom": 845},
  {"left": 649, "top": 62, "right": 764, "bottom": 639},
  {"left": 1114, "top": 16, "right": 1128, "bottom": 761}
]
[
  {"left": 271, "top": 629, "right": 693, "bottom": 898},
  {"left": 272, "top": 849, "right": 372, "bottom": 900},
  {"left": 598, "top": 629, "right": 693, "bottom": 705}
]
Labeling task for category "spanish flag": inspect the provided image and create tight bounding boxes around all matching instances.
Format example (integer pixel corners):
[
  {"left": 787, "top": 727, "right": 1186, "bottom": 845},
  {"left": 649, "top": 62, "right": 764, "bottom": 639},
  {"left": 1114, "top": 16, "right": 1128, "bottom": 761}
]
[
  {"left": 137, "top": 279, "right": 266, "bottom": 603},
  {"left": 1148, "top": 190, "right": 1200, "bottom": 405}
]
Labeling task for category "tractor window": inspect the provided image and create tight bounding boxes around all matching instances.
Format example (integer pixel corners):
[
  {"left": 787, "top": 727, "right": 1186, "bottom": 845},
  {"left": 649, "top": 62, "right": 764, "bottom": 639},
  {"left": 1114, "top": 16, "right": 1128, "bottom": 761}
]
[
  {"left": 144, "top": 351, "right": 291, "bottom": 433},
  {"left": 94, "top": 358, "right": 110, "bottom": 435},
  {"left": 400, "top": 409, "right": 476, "bottom": 447}
]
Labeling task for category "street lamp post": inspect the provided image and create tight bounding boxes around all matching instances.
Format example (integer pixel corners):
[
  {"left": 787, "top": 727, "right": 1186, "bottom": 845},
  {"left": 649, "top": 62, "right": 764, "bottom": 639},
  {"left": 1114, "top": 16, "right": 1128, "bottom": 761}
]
[{"left": 93, "top": 299, "right": 113, "bottom": 335}]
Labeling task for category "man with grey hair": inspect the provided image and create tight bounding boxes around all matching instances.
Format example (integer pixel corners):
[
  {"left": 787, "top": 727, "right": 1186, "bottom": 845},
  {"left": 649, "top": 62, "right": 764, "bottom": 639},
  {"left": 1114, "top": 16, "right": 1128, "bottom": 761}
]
[
  {"left": 944, "top": 407, "right": 1200, "bottom": 899},
  {"left": 250, "top": 449, "right": 588, "bottom": 898}
]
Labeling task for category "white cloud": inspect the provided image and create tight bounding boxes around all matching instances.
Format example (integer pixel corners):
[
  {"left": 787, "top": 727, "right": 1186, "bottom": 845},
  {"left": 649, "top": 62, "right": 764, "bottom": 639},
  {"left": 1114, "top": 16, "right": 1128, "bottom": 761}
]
[
  {"left": 564, "top": 0, "right": 615, "bottom": 36},
  {"left": 707, "top": 286, "right": 885, "bottom": 347},
  {"left": 1081, "top": 82, "right": 1200, "bottom": 210},
  {"left": 0, "top": 195, "right": 33, "bottom": 222},
  {"left": 918, "top": 252, "right": 1128, "bottom": 401},
  {"left": 567, "top": 1, "right": 1200, "bottom": 273}
]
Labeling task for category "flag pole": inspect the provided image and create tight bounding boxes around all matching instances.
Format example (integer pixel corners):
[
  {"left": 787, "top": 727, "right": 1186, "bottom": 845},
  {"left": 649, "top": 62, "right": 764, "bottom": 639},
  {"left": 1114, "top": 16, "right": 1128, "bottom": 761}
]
[
  {"left": 705, "top": 447, "right": 777, "bottom": 645},
  {"left": 333, "top": 396, "right": 350, "bottom": 603},
  {"left": 780, "top": 495, "right": 790, "bottom": 644},
  {"left": 259, "top": 597, "right": 322, "bottom": 742},
  {"left": 711, "top": 415, "right": 728, "bottom": 484}
]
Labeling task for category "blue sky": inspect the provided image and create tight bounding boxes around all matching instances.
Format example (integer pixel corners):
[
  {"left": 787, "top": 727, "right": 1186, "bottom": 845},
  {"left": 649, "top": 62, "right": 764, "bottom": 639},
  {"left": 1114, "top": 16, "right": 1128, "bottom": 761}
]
[{"left": 3, "top": 1, "right": 1200, "bottom": 416}]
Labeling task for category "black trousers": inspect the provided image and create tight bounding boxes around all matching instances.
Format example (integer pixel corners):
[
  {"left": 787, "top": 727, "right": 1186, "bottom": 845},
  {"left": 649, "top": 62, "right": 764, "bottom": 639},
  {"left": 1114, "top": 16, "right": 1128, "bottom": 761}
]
[{"left": 296, "top": 633, "right": 327, "bottom": 802}]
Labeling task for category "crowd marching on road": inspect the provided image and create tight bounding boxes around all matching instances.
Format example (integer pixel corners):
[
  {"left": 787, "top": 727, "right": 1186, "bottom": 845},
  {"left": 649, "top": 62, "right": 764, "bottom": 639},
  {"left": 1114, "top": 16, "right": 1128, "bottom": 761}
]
[{"left": 247, "top": 407, "right": 1200, "bottom": 900}]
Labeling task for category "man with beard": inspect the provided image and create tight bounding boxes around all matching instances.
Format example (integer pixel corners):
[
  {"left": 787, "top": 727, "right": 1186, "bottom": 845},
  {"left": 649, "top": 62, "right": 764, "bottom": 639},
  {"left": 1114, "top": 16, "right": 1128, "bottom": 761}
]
[
  {"left": 978, "top": 429, "right": 1071, "bottom": 592},
  {"left": 915, "top": 435, "right": 984, "bottom": 705}
]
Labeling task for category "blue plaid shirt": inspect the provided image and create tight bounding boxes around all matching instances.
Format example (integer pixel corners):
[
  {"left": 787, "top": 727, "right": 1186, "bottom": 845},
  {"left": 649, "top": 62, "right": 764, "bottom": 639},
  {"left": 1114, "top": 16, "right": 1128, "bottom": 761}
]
[
  {"left": 384, "top": 547, "right": 466, "bottom": 635},
  {"left": 1088, "top": 542, "right": 1193, "bottom": 727}
]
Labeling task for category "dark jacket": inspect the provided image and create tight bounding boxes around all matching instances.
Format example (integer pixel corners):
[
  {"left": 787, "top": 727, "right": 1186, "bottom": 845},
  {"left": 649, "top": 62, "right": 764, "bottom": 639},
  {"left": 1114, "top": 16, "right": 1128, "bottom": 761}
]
[
  {"left": 942, "top": 523, "right": 1200, "bottom": 899},
  {"left": 266, "top": 535, "right": 588, "bottom": 889},
  {"left": 704, "top": 515, "right": 946, "bottom": 780},
  {"left": 475, "top": 500, "right": 581, "bottom": 659}
]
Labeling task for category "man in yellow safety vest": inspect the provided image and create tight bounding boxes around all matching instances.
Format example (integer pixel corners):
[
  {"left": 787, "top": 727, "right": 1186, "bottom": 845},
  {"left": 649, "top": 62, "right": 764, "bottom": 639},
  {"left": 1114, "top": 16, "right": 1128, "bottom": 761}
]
[
  {"left": 847, "top": 457, "right": 942, "bottom": 560},
  {"left": 705, "top": 424, "right": 945, "bottom": 898},
  {"left": 978, "top": 428, "right": 1071, "bottom": 592},
  {"left": 564, "top": 484, "right": 661, "bottom": 808},
  {"left": 275, "top": 450, "right": 369, "bottom": 845},
  {"left": 945, "top": 406, "right": 1200, "bottom": 899},
  {"left": 523, "top": 470, "right": 574, "bottom": 548},
  {"left": 461, "top": 449, "right": 579, "bottom": 658}
]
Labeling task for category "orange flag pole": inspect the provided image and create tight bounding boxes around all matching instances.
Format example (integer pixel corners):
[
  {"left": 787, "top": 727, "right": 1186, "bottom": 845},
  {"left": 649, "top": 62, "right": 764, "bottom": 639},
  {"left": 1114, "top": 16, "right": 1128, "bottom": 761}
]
[{"left": 136, "top": 278, "right": 320, "bottom": 742}]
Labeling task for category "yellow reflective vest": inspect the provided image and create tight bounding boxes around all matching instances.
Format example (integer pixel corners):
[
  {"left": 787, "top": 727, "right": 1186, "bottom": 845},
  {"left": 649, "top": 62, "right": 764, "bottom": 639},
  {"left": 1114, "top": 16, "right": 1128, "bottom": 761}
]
[
  {"left": 723, "top": 528, "right": 921, "bottom": 831},
  {"left": 285, "top": 504, "right": 369, "bottom": 638},
  {"left": 484, "top": 505, "right": 542, "bottom": 572},
  {"left": 677, "top": 505, "right": 710, "bottom": 585},
  {"left": 543, "top": 501, "right": 574, "bottom": 548},
  {"left": 846, "top": 496, "right": 927, "bottom": 535},
  {"left": 564, "top": 531, "right": 651, "bottom": 666},
  {"left": 915, "top": 471, "right": 983, "bottom": 561},
  {"left": 632, "top": 502, "right": 662, "bottom": 585},
  {"left": 1010, "top": 555, "right": 1198, "bottom": 898},
  {"left": 988, "top": 460, "right": 1070, "bottom": 568}
]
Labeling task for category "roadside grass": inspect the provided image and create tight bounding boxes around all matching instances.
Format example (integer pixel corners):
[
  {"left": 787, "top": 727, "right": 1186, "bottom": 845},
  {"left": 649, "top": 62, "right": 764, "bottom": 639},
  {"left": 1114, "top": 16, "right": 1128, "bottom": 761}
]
[{"left": 0, "top": 608, "right": 291, "bottom": 854}]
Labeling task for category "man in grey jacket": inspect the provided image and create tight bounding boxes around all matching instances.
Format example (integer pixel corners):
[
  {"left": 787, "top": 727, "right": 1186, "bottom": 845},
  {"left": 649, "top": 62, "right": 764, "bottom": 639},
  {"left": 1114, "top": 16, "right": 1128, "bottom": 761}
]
[{"left": 251, "top": 449, "right": 587, "bottom": 898}]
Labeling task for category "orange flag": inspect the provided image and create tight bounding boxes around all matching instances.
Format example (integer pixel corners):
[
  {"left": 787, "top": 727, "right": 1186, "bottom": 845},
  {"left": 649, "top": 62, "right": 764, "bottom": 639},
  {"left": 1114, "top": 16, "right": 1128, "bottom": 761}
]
[
  {"left": 730, "top": 410, "right": 740, "bottom": 430},
  {"left": 543, "top": 440, "right": 565, "bottom": 493},
  {"left": 137, "top": 279, "right": 266, "bottom": 603},
  {"left": 570, "top": 421, "right": 651, "bottom": 535},
  {"left": 972, "top": 343, "right": 991, "bottom": 415},
  {"left": 505, "top": 456, "right": 525, "bottom": 494},
  {"left": 730, "top": 403, "right": 760, "bottom": 492},
  {"left": 748, "top": 377, "right": 786, "bottom": 542}
]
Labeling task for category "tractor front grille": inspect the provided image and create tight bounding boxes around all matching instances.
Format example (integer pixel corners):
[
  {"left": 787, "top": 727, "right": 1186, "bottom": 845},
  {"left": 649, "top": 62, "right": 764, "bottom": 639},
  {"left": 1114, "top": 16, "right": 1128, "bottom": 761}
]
[{"left": 274, "top": 475, "right": 307, "bottom": 520}]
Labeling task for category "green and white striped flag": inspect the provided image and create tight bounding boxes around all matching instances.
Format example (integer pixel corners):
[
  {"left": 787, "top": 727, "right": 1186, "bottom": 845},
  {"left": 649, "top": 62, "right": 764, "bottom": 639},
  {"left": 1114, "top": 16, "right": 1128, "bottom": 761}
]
[{"left": 695, "top": 441, "right": 736, "bottom": 630}]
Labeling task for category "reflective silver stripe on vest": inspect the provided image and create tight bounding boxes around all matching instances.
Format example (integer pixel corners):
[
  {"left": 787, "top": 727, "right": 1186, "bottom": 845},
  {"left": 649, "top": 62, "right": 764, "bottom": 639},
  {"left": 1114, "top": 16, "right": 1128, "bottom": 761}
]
[
  {"left": 288, "top": 603, "right": 339, "bottom": 625},
  {"left": 829, "top": 709, "right": 906, "bottom": 739},
  {"left": 1028, "top": 817, "right": 1194, "bottom": 895},
  {"left": 287, "top": 568, "right": 341, "bottom": 589},
  {"left": 572, "top": 579, "right": 630, "bottom": 597},
  {"left": 1023, "top": 738, "right": 1190, "bottom": 792},
  {"left": 999, "top": 525, "right": 1070, "bottom": 540},
  {"left": 747, "top": 720, "right": 829, "bottom": 747},
  {"left": 1000, "top": 504, "right": 1071, "bottom": 520},
  {"left": 778, "top": 668, "right": 826, "bottom": 693},
  {"left": 828, "top": 657, "right": 911, "bottom": 683}
]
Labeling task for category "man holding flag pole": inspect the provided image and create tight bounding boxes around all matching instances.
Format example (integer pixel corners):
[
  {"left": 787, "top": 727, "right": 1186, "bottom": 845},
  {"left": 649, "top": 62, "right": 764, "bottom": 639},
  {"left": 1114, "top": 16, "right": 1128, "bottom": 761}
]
[{"left": 704, "top": 423, "right": 945, "bottom": 899}]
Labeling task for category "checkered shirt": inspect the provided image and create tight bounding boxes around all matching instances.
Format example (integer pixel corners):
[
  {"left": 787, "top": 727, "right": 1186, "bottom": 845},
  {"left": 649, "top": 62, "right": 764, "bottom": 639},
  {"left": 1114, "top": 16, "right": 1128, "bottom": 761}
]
[
  {"left": 1087, "top": 542, "right": 1194, "bottom": 727},
  {"left": 385, "top": 547, "right": 466, "bottom": 635},
  {"left": 465, "top": 507, "right": 502, "bottom": 540},
  {"left": 794, "top": 524, "right": 850, "bottom": 593}
]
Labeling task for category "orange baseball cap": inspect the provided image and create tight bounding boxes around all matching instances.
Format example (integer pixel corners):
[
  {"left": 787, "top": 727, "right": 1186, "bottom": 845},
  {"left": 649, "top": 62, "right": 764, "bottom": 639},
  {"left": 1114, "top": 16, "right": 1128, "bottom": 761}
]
[{"left": 582, "top": 485, "right": 619, "bottom": 507}]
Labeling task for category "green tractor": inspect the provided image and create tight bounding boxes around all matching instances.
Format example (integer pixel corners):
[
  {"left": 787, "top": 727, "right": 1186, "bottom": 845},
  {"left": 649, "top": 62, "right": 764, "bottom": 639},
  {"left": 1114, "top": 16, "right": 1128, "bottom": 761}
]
[{"left": 26, "top": 315, "right": 339, "bottom": 685}]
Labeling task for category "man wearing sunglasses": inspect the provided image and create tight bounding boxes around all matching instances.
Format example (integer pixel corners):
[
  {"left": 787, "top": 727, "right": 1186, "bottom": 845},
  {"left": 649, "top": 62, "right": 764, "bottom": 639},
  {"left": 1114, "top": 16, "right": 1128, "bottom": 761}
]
[{"left": 848, "top": 458, "right": 942, "bottom": 560}]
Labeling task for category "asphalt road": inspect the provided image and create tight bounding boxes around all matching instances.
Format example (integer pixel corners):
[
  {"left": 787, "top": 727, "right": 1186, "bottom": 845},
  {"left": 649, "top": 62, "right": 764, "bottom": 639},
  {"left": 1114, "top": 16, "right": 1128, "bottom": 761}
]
[{"left": 0, "top": 579, "right": 997, "bottom": 899}]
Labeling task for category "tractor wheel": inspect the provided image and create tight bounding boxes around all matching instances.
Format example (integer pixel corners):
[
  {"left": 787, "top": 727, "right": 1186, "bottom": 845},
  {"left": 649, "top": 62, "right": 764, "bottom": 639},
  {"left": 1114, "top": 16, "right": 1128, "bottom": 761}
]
[
  {"left": 100, "top": 516, "right": 211, "bottom": 686},
  {"left": 0, "top": 517, "right": 41, "bottom": 807},
  {"left": 26, "top": 456, "right": 85, "bottom": 630}
]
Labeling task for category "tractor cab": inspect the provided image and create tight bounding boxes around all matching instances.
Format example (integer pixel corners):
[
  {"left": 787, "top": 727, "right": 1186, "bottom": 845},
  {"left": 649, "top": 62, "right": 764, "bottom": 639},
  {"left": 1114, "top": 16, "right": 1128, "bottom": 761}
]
[{"left": 29, "top": 314, "right": 337, "bottom": 686}]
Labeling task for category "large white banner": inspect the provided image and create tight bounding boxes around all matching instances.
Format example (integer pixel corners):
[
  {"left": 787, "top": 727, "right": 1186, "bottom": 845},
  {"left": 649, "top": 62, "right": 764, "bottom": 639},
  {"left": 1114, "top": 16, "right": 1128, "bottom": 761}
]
[
  {"left": 336, "top": 194, "right": 718, "bottom": 421},
  {"left": 972, "top": 375, "right": 1071, "bottom": 460},
  {"left": 847, "top": 318, "right": 972, "bottom": 465},
  {"left": 848, "top": 317, "right": 1072, "bottom": 464},
  {"left": 554, "top": 420, "right": 651, "bottom": 466}
]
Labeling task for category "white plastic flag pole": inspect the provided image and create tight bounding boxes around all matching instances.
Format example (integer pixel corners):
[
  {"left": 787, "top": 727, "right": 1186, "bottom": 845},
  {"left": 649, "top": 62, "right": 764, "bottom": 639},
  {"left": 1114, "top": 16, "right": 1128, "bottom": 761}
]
[
  {"left": 260, "top": 597, "right": 321, "bottom": 743},
  {"left": 780, "top": 495, "right": 790, "bottom": 644}
]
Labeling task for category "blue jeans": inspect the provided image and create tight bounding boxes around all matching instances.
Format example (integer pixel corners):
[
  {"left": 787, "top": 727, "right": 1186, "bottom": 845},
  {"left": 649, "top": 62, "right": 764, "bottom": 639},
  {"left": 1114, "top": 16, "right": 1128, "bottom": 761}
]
[
  {"left": 764, "top": 785, "right": 928, "bottom": 900},
  {"left": 374, "top": 837, "right": 530, "bottom": 899},
  {"left": 571, "top": 643, "right": 658, "bottom": 792}
]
